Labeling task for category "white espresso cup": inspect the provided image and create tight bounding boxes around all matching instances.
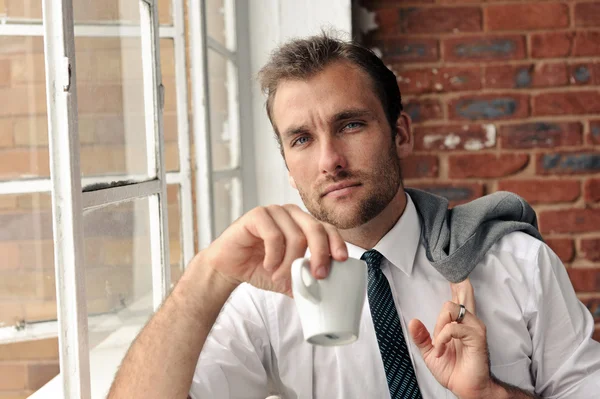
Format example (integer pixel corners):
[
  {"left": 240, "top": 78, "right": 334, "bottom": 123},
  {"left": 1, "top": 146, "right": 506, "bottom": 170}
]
[{"left": 291, "top": 257, "right": 368, "bottom": 346}]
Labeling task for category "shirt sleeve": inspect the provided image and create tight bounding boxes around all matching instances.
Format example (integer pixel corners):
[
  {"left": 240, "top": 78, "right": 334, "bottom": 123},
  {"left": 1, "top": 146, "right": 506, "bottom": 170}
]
[
  {"left": 528, "top": 243, "right": 600, "bottom": 398},
  {"left": 189, "top": 284, "right": 274, "bottom": 399}
]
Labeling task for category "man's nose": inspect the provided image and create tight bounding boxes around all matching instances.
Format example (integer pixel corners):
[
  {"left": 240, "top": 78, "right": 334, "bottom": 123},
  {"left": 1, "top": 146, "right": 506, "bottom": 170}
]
[{"left": 318, "top": 139, "right": 347, "bottom": 174}]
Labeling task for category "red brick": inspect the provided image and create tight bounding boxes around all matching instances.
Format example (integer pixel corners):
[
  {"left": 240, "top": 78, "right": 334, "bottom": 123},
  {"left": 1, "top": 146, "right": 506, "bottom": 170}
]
[
  {"left": 582, "top": 238, "right": 600, "bottom": 262},
  {"left": 574, "top": 32, "right": 600, "bottom": 56},
  {"left": 27, "top": 362, "right": 60, "bottom": 391},
  {"left": 566, "top": 268, "right": 600, "bottom": 292},
  {"left": 590, "top": 120, "right": 600, "bottom": 145},
  {"left": 537, "top": 152, "right": 600, "bottom": 175},
  {"left": 545, "top": 238, "right": 575, "bottom": 262},
  {"left": 0, "top": 338, "right": 59, "bottom": 361},
  {"left": 395, "top": 66, "right": 481, "bottom": 95},
  {"left": 540, "top": 209, "right": 600, "bottom": 234},
  {"left": 486, "top": 3, "right": 569, "bottom": 31},
  {"left": 368, "top": 0, "right": 434, "bottom": 3},
  {"left": 585, "top": 178, "right": 600, "bottom": 202},
  {"left": 0, "top": 242, "right": 20, "bottom": 270},
  {"left": 370, "top": 8, "right": 400, "bottom": 37},
  {"left": 484, "top": 63, "right": 568, "bottom": 89},
  {"left": 532, "top": 31, "right": 600, "bottom": 58},
  {"left": 400, "top": 154, "right": 439, "bottom": 178},
  {"left": 414, "top": 124, "right": 494, "bottom": 151},
  {"left": 409, "top": 182, "right": 484, "bottom": 206},
  {"left": 531, "top": 32, "right": 575, "bottom": 58},
  {"left": 575, "top": 2, "right": 600, "bottom": 27},
  {"left": 534, "top": 91, "right": 600, "bottom": 116},
  {"left": 449, "top": 153, "right": 529, "bottom": 178},
  {"left": 569, "top": 63, "right": 598, "bottom": 85},
  {"left": 497, "top": 179, "right": 580, "bottom": 204},
  {"left": 0, "top": 59, "right": 10, "bottom": 87},
  {"left": 0, "top": 149, "right": 50, "bottom": 179},
  {"left": 439, "top": 0, "right": 482, "bottom": 3},
  {"left": 448, "top": 93, "right": 529, "bottom": 121},
  {"left": 0, "top": 363, "right": 27, "bottom": 390},
  {"left": 404, "top": 98, "right": 443, "bottom": 123},
  {"left": 379, "top": 38, "right": 439, "bottom": 63},
  {"left": 444, "top": 34, "right": 526, "bottom": 62},
  {"left": 399, "top": 7, "right": 481, "bottom": 34},
  {"left": 499, "top": 122, "right": 582, "bottom": 149}
]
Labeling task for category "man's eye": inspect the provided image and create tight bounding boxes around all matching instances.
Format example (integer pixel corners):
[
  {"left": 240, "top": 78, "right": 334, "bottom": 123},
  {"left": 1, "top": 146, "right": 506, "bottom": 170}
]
[
  {"left": 344, "top": 122, "right": 363, "bottom": 130},
  {"left": 292, "top": 136, "right": 310, "bottom": 147}
]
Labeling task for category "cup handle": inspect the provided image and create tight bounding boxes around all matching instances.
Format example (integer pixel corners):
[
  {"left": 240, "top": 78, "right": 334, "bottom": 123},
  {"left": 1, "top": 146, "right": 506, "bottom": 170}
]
[{"left": 291, "top": 258, "right": 321, "bottom": 304}]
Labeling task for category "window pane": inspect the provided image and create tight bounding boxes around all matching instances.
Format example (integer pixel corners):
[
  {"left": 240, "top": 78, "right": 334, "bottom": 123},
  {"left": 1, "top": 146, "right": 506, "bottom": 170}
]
[
  {"left": 5, "top": 2, "right": 172, "bottom": 25},
  {"left": 161, "top": 38, "right": 180, "bottom": 173},
  {"left": 0, "top": 36, "right": 48, "bottom": 182},
  {"left": 83, "top": 197, "right": 154, "bottom": 395},
  {"left": 167, "top": 184, "right": 183, "bottom": 284},
  {"left": 0, "top": 0, "right": 42, "bottom": 20},
  {"left": 213, "top": 177, "right": 241, "bottom": 237},
  {"left": 157, "top": 0, "right": 173, "bottom": 26},
  {"left": 208, "top": 49, "right": 239, "bottom": 171},
  {"left": 75, "top": 35, "right": 150, "bottom": 179},
  {"left": 1, "top": 0, "right": 172, "bottom": 25},
  {"left": 0, "top": 192, "right": 55, "bottom": 328},
  {"left": 207, "top": 0, "right": 236, "bottom": 51}
]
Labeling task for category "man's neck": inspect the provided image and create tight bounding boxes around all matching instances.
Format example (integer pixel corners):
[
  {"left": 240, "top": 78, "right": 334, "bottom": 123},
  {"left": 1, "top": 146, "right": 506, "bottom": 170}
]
[{"left": 340, "top": 188, "right": 407, "bottom": 250}]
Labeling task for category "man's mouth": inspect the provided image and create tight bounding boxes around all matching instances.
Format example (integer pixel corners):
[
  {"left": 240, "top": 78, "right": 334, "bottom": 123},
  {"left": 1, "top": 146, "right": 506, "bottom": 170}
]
[{"left": 321, "top": 182, "right": 362, "bottom": 197}]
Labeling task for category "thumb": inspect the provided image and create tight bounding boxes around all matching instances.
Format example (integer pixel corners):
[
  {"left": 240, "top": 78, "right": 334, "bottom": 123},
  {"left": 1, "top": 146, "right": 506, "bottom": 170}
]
[{"left": 408, "top": 319, "right": 433, "bottom": 356}]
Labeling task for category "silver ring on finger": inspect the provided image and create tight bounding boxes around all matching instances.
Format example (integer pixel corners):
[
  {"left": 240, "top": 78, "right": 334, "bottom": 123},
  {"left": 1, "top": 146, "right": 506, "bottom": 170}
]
[{"left": 455, "top": 304, "right": 466, "bottom": 323}]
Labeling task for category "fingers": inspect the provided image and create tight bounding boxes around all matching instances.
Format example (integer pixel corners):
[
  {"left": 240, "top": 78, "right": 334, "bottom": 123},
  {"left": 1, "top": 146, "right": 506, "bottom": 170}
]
[
  {"left": 431, "top": 301, "right": 482, "bottom": 357},
  {"left": 408, "top": 319, "right": 434, "bottom": 358},
  {"left": 450, "top": 278, "right": 476, "bottom": 315},
  {"left": 283, "top": 204, "right": 348, "bottom": 278},
  {"left": 250, "top": 205, "right": 347, "bottom": 284},
  {"left": 432, "top": 301, "right": 479, "bottom": 342},
  {"left": 433, "top": 319, "right": 487, "bottom": 358},
  {"left": 250, "top": 207, "right": 287, "bottom": 272},
  {"left": 264, "top": 206, "right": 309, "bottom": 283}
]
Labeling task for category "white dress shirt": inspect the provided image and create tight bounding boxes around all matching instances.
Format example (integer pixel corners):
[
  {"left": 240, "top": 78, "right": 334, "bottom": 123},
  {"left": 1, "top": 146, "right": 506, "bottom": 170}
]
[{"left": 190, "top": 193, "right": 600, "bottom": 398}]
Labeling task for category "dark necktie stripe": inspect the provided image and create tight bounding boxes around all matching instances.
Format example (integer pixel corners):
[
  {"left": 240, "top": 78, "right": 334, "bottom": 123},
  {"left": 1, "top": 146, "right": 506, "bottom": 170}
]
[{"left": 361, "top": 249, "right": 422, "bottom": 399}]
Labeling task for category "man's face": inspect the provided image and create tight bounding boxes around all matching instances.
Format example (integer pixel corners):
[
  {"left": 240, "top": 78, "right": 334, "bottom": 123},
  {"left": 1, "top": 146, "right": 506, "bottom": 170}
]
[{"left": 271, "top": 61, "right": 410, "bottom": 229}]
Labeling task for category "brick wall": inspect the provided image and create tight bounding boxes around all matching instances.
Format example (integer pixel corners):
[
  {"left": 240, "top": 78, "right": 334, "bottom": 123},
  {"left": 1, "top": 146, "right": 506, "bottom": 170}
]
[
  {"left": 360, "top": 0, "right": 600, "bottom": 340},
  {"left": 0, "top": 338, "right": 59, "bottom": 397}
]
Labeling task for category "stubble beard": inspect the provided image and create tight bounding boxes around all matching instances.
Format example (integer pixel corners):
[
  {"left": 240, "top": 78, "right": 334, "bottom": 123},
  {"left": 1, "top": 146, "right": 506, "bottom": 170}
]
[{"left": 298, "top": 144, "right": 402, "bottom": 230}]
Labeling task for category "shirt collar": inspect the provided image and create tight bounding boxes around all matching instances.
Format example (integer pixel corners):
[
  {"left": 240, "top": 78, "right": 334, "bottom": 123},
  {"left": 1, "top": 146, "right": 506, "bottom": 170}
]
[{"left": 346, "top": 192, "right": 421, "bottom": 276}]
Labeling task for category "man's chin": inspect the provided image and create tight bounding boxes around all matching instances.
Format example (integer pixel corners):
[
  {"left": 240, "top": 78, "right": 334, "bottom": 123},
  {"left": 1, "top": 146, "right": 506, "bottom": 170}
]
[{"left": 317, "top": 209, "right": 366, "bottom": 230}]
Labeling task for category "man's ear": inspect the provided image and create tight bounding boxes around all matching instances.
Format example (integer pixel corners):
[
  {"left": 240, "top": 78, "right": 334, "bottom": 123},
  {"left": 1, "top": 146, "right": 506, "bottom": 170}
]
[
  {"left": 394, "top": 111, "right": 413, "bottom": 159},
  {"left": 288, "top": 172, "right": 297, "bottom": 190}
]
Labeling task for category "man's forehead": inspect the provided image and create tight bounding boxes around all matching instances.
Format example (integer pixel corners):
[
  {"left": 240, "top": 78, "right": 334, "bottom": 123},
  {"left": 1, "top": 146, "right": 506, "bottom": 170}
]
[{"left": 272, "top": 66, "right": 379, "bottom": 129}]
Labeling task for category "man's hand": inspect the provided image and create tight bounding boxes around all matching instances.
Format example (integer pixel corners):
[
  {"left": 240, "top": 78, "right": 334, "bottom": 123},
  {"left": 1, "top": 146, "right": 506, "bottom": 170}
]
[
  {"left": 202, "top": 204, "right": 349, "bottom": 297},
  {"left": 408, "top": 279, "right": 502, "bottom": 399}
]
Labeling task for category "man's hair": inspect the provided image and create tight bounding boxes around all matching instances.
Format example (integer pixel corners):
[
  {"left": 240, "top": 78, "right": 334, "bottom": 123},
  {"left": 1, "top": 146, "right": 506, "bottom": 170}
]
[{"left": 258, "top": 32, "right": 403, "bottom": 148}]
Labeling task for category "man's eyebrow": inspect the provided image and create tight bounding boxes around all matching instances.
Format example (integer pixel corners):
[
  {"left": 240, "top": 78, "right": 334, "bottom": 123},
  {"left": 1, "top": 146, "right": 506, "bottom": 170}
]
[
  {"left": 282, "top": 124, "right": 310, "bottom": 139},
  {"left": 282, "top": 109, "right": 374, "bottom": 139},
  {"left": 330, "top": 109, "right": 374, "bottom": 123}
]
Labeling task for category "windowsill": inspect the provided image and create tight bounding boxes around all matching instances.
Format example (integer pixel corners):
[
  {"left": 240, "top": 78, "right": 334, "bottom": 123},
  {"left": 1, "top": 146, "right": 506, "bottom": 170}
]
[{"left": 28, "top": 295, "right": 152, "bottom": 398}]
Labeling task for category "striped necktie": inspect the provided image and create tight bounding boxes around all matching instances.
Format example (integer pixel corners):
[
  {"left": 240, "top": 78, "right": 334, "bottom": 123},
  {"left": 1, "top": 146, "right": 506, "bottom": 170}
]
[{"left": 361, "top": 249, "right": 422, "bottom": 398}]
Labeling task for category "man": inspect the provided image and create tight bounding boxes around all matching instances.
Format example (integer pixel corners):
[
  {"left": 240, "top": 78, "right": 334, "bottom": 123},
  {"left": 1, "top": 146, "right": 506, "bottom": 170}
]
[{"left": 108, "top": 34, "right": 600, "bottom": 398}]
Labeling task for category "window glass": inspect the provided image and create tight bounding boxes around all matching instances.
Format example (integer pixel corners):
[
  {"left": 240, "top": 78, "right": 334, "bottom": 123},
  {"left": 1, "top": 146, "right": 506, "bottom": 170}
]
[
  {"left": 0, "top": 192, "right": 55, "bottom": 328},
  {"left": 0, "top": 36, "right": 48, "bottom": 182},
  {"left": 208, "top": 49, "right": 239, "bottom": 171},
  {"left": 0, "top": 0, "right": 173, "bottom": 25}
]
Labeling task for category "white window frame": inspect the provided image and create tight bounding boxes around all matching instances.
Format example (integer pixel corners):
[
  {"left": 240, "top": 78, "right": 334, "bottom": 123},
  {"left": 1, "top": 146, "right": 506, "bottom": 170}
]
[
  {"left": 42, "top": 0, "right": 170, "bottom": 396},
  {"left": 0, "top": 0, "right": 256, "bottom": 396},
  {"left": 189, "top": 0, "right": 256, "bottom": 249},
  {"left": 0, "top": 0, "right": 196, "bottom": 344}
]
